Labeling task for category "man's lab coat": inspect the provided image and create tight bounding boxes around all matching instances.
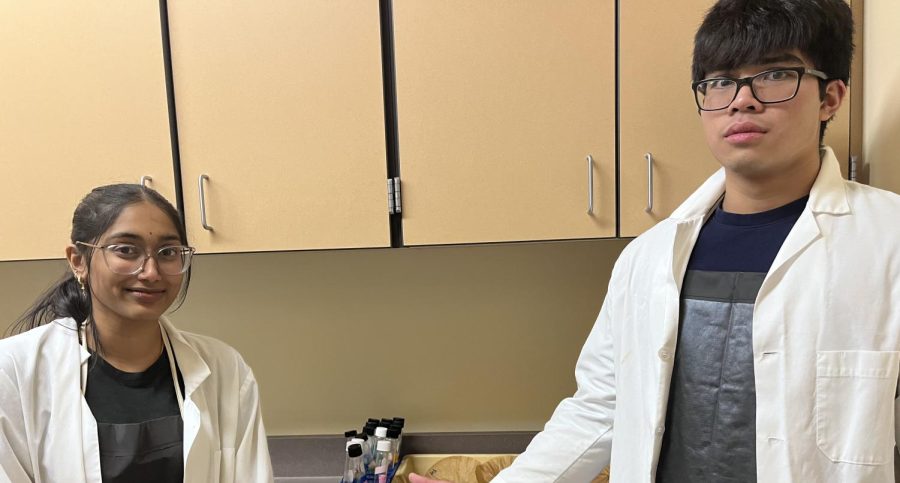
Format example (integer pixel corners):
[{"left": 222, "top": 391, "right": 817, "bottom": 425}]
[{"left": 495, "top": 147, "right": 900, "bottom": 482}]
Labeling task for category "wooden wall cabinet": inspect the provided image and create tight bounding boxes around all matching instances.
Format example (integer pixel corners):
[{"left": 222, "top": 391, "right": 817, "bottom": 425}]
[
  {"left": 392, "top": 0, "right": 617, "bottom": 245},
  {"left": 0, "top": 1, "right": 176, "bottom": 261},
  {"left": 167, "top": 0, "right": 390, "bottom": 253},
  {"left": 2, "top": 1, "right": 864, "bottom": 259}
]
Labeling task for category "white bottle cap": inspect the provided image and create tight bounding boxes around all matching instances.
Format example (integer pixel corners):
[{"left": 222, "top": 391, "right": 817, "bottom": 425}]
[
  {"left": 376, "top": 440, "right": 392, "bottom": 452},
  {"left": 374, "top": 426, "right": 388, "bottom": 438}
]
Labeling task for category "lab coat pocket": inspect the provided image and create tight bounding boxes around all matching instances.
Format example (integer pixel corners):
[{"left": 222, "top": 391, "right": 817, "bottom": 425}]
[
  {"left": 815, "top": 350, "right": 900, "bottom": 465},
  {"left": 215, "top": 448, "right": 236, "bottom": 483}
]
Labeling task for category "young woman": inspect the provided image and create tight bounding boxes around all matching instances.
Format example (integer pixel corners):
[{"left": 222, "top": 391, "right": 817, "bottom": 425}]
[{"left": 0, "top": 184, "right": 273, "bottom": 483}]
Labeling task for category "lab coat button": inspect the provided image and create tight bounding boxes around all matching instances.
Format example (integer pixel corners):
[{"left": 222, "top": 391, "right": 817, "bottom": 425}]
[
  {"left": 655, "top": 426, "right": 665, "bottom": 437},
  {"left": 658, "top": 348, "right": 671, "bottom": 361}
]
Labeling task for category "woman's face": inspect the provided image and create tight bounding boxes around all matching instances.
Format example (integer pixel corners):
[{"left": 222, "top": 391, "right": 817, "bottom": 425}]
[{"left": 72, "top": 202, "right": 186, "bottom": 327}]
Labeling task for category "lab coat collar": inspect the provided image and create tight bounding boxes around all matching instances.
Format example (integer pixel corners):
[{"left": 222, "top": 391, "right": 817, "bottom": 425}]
[
  {"left": 159, "top": 316, "right": 211, "bottom": 400},
  {"left": 668, "top": 145, "right": 850, "bottom": 222},
  {"left": 55, "top": 316, "right": 211, "bottom": 399},
  {"left": 54, "top": 317, "right": 91, "bottom": 364},
  {"left": 669, "top": 167, "right": 725, "bottom": 222},
  {"left": 807, "top": 146, "right": 851, "bottom": 215}
]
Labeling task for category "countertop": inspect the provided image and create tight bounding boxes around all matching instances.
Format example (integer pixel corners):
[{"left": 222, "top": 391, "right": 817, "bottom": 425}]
[{"left": 269, "top": 431, "right": 536, "bottom": 479}]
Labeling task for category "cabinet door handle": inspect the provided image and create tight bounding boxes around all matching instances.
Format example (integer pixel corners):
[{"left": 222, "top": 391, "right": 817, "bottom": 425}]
[
  {"left": 140, "top": 175, "right": 152, "bottom": 187},
  {"left": 587, "top": 154, "right": 594, "bottom": 215},
  {"left": 198, "top": 174, "right": 213, "bottom": 231},
  {"left": 645, "top": 153, "right": 654, "bottom": 213}
]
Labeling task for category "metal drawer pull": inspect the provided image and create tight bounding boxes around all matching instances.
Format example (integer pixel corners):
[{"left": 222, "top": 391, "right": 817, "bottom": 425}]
[
  {"left": 587, "top": 154, "right": 594, "bottom": 215},
  {"left": 199, "top": 174, "right": 213, "bottom": 231},
  {"left": 645, "top": 153, "right": 654, "bottom": 213},
  {"left": 140, "top": 175, "right": 152, "bottom": 187}
]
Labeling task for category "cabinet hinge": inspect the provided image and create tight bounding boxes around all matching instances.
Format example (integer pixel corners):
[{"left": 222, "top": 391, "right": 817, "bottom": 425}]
[{"left": 387, "top": 177, "right": 402, "bottom": 215}]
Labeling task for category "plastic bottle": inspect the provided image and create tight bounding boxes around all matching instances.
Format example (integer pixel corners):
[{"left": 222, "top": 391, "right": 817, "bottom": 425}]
[
  {"left": 372, "top": 439, "right": 393, "bottom": 483},
  {"left": 356, "top": 432, "right": 370, "bottom": 453},
  {"left": 386, "top": 426, "right": 402, "bottom": 476},
  {"left": 347, "top": 437, "right": 365, "bottom": 450},
  {"left": 341, "top": 443, "right": 366, "bottom": 483},
  {"left": 391, "top": 418, "right": 405, "bottom": 451},
  {"left": 362, "top": 424, "right": 377, "bottom": 481}
]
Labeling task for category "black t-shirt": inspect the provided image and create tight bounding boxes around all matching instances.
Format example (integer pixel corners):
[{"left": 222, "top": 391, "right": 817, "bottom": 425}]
[{"left": 85, "top": 350, "right": 185, "bottom": 483}]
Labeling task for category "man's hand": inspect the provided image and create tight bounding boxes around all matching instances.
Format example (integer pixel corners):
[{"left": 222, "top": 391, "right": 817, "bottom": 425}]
[{"left": 408, "top": 472, "right": 454, "bottom": 483}]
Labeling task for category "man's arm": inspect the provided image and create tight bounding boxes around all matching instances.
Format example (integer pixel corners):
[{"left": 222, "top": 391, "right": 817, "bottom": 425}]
[{"left": 491, "top": 288, "right": 618, "bottom": 482}]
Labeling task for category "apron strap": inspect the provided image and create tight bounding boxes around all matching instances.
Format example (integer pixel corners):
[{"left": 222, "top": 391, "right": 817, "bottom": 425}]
[{"left": 160, "top": 324, "right": 186, "bottom": 414}]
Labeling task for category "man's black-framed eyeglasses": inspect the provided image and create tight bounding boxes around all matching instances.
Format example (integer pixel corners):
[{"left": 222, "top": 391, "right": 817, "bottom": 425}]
[{"left": 692, "top": 67, "right": 829, "bottom": 112}]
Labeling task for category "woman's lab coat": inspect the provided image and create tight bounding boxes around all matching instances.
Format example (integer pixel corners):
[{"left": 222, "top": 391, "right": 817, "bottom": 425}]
[
  {"left": 495, "top": 147, "right": 900, "bottom": 482},
  {"left": 0, "top": 316, "right": 274, "bottom": 483}
]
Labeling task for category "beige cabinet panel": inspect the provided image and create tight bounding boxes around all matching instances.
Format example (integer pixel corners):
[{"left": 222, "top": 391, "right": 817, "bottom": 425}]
[
  {"left": 168, "top": 1, "right": 389, "bottom": 253},
  {"left": 619, "top": 0, "right": 719, "bottom": 237},
  {"left": 0, "top": 2, "right": 175, "bottom": 261},
  {"left": 394, "top": 0, "right": 616, "bottom": 245},
  {"left": 620, "top": 0, "right": 856, "bottom": 237}
]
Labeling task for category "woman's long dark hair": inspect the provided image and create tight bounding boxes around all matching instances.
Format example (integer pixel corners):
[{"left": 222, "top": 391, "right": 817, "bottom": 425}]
[{"left": 8, "top": 184, "right": 191, "bottom": 345}]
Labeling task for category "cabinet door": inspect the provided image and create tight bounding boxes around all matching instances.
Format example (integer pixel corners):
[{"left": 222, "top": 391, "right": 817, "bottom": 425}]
[
  {"left": 620, "top": 0, "right": 856, "bottom": 237},
  {"left": 0, "top": 2, "right": 176, "bottom": 261},
  {"left": 393, "top": 0, "right": 616, "bottom": 245},
  {"left": 168, "top": 1, "right": 389, "bottom": 253},
  {"left": 619, "top": 0, "right": 719, "bottom": 237}
]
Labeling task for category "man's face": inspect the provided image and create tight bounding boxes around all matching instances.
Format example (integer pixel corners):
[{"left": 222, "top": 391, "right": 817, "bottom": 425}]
[{"left": 698, "top": 50, "right": 838, "bottom": 180}]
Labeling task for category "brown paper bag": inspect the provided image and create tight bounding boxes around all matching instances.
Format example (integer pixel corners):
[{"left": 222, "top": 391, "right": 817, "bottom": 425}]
[
  {"left": 591, "top": 465, "right": 611, "bottom": 483},
  {"left": 423, "top": 456, "right": 482, "bottom": 483},
  {"left": 474, "top": 455, "right": 517, "bottom": 483}
]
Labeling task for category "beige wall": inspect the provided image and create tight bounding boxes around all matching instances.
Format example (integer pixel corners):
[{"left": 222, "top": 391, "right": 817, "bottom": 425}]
[
  {"left": 0, "top": 239, "right": 629, "bottom": 435},
  {"left": 864, "top": 0, "right": 900, "bottom": 193}
]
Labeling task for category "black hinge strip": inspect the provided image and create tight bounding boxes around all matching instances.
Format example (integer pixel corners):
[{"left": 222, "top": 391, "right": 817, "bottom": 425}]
[
  {"left": 158, "top": 0, "right": 186, "bottom": 230},
  {"left": 614, "top": 0, "right": 622, "bottom": 238},
  {"left": 380, "top": 0, "right": 403, "bottom": 248}
]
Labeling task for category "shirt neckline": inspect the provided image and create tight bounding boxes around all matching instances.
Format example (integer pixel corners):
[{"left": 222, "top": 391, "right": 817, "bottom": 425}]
[
  {"left": 714, "top": 195, "right": 809, "bottom": 227},
  {"left": 89, "top": 350, "right": 170, "bottom": 388}
]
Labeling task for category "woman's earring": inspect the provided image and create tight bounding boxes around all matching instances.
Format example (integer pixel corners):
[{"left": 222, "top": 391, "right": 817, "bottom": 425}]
[{"left": 77, "top": 276, "right": 86, "bottom": 295}]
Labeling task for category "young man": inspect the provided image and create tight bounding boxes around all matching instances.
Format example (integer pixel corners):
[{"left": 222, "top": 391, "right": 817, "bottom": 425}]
[{"left": 411, "top": 0, "right": 899, "bottom": 481}]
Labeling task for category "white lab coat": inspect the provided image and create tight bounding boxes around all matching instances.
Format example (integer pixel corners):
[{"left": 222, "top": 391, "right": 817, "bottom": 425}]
[
  {"left": 0, "top": 316, "right": 274, "bottom": 483},
  {"left": 495, "top": 147, "right": 900, "bottom": 482}
]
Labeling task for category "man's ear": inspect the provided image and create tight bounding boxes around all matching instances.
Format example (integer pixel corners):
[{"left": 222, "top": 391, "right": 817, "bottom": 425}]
[
  {"left": 66, "top": 244, "right": 87, "bottom": 280},
  {"left": 820, "top": 79, "right": 848, "bottom": 121}
]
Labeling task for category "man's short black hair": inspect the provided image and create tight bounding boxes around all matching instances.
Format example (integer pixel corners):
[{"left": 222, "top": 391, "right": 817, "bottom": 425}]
[
  {"left": 692, "top": 0, "right": 854, "bottom": 141},
  {"left": 692, "top": 0, "right": 854, "bottom": 83}
]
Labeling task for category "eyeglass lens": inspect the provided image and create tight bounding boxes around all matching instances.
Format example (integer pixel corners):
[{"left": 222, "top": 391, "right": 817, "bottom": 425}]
[
  {"left": 102, "top": 245, "right": 192, "bottom": 275},
  {"left": 696, "top": 69, "right": 801, "bottom": 110}
]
